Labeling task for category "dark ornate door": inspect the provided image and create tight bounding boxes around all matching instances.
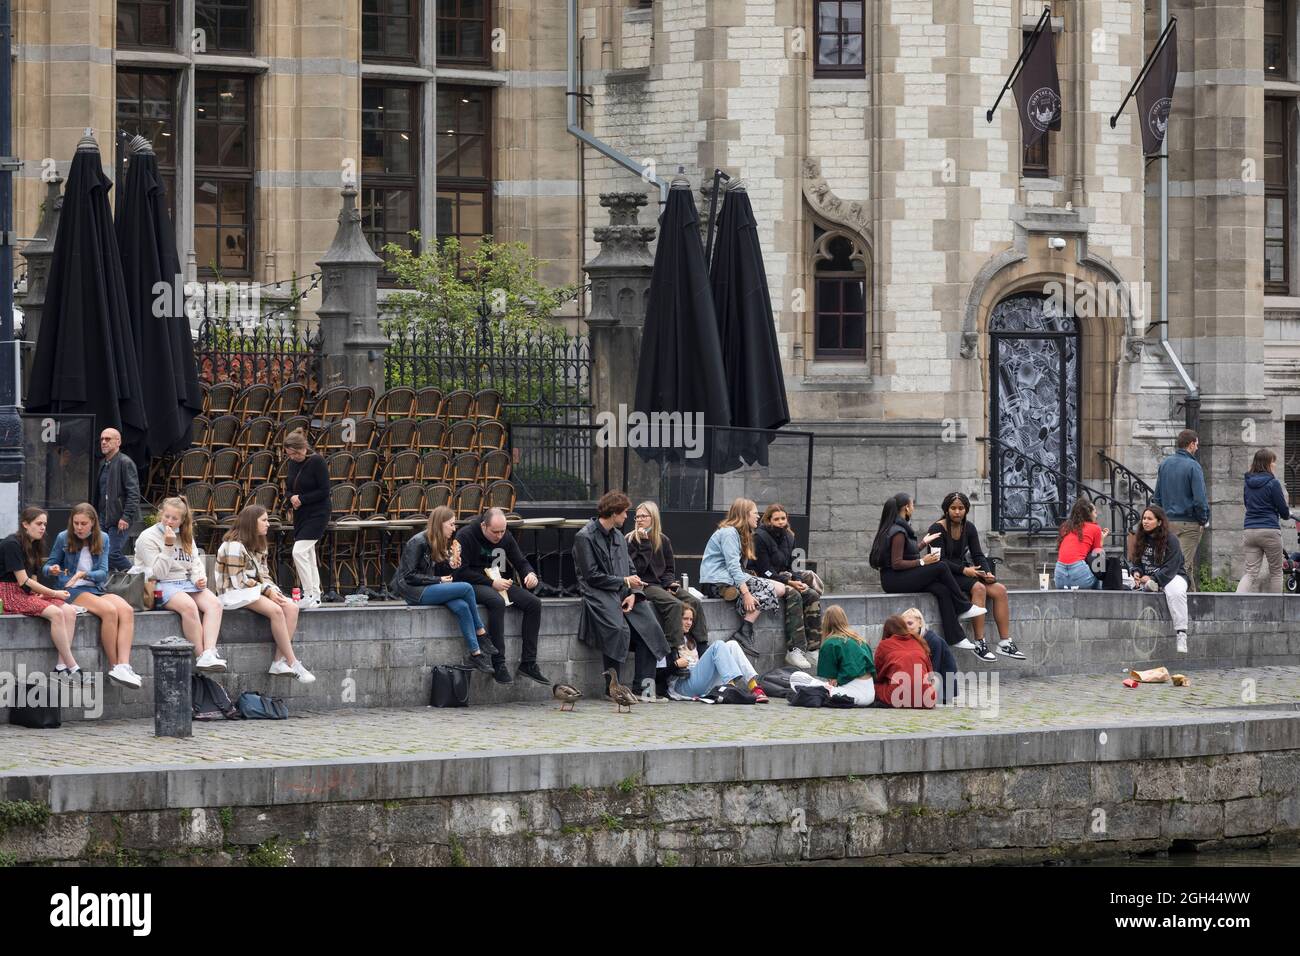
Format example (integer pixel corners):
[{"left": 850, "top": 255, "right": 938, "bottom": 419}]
[{"left": 989, "top": 293, "right": 1080, "bottom": 532}]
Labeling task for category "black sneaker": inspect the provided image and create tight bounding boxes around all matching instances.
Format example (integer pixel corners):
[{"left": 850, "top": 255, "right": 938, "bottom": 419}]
[
  {"left": 466, "top": 653, "right": 495, "bottom": 675},
  {"left": 730, "top": 620, "right": 758, "bottom": 657},
  {"left": 968, "top": 640, "right": 997, "bottom": 663},
  {"left": 492, "top": 661, "right": 514, "bottom": 684},
  {"left": 475, "top": 634, "right": 499, "bottom": 657},
  {"left": 516, "top": 662, "right": 550, "bottom": 685},
  {"left": 997, "top": 640, "right": 1026, "bottom": 660}
]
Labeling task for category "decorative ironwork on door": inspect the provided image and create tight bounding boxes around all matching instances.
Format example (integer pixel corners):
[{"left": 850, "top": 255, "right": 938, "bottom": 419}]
[{"left": 989, "top": 293, "right": 1080, "bottom": 532}]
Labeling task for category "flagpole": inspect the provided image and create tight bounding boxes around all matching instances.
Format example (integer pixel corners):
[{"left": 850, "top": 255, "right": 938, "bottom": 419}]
[
  {"left": 985, "top": 6, "right": 1052, "bottom": 124},
  {"left": 1109, "top": 17, "right": 1177, "bottom": 129}
]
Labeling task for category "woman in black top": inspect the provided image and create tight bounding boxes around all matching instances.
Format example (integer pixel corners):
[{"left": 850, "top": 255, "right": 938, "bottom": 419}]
[
  {"left": 283, "top": 429, "right": 330, "bottom": 608},
  {"left": 0, "top": 506, "right": 82, "bottom": 677},
  {"left": 927, "top": 492, "right": 1022, "bottom": 661},
  {"left": 626, "top": 500, "right": 709, "bottom": 650},
  {"left": 868, "top": 492, "right": 991, "bottom": 660},
  {"left": 752, "top": 503, "right": 823, "bottom": 650}
]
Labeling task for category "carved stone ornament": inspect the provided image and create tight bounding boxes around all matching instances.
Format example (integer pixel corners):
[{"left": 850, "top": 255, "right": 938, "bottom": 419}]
[{"left": 802, "top": 157, "right": 871, "bottom": 237}]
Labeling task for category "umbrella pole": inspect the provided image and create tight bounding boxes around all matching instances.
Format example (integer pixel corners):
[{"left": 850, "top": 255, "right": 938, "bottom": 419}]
[{"left": 703, "top": 168, "right": 729, "bottom": 268}]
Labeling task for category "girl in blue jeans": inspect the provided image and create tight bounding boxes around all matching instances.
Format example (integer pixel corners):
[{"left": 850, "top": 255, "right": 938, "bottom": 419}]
[
  {"left": 1054, "top": 498, "right": 1107, "bottom": 590},
  {"left": 392, "top": 506, "right": 495, "bottom": 674}
]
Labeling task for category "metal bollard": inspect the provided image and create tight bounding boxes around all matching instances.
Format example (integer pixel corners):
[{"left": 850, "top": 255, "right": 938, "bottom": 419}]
[{"left": 150, "top": 636, "right": 193, "bottom": 738}]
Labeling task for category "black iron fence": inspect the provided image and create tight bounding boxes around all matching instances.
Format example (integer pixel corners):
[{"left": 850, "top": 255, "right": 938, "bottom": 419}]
[
  {"left": 382, "top": 319, "right": 592, "bottom": 427},
  {"left": 982, "top": 435, "right": 1142, "bottom": 542},
  {"left": 191, "top": 274, "right": 323, "bottom": 390},
  {"left": 508, "top": 422, "right": 815, "bottom": 516}
]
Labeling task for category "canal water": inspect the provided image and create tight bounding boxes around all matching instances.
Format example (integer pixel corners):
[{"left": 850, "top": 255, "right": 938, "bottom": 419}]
[{"left": 1053, "top": 846, "right": 1300, "bottom": 866}]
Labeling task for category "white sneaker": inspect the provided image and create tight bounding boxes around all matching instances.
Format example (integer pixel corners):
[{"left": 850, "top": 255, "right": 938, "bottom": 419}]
[
  {"left": 268, "top": 658, "right": 294, "bottom": 676},
  {"left": 195, "top": 650, "right": 227, "bottom": 673},
  {"left": 958, "top": 605, "right": 988, "bottom": 622},
  {"left": 953, "top": 637, "right": 977, "bottom": 650},
  {"left": 1176, "top": 631, "right": 1188, "bottom": 654},
  {"left": 125, "top": 663, "right": 142, "bottom": 679},
  {"left": 290, "top": 660, "right": 316, "bottom": 684},
  {"left": 785, "top": 648, "right": 813, "bottom": 670},
  {"left": 300, "top": 596, "right": 321, "bottom": 609},
  {"left": 107, "top": 664, "right": 142, "bottom": 689}
]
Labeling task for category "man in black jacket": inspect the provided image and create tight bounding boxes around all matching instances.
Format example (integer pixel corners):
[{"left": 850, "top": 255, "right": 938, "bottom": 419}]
[
  {"left": 97, "top": 428, "right": 140, "bottom": 572},
  {"left": 574, "top": 491, "right": 670, "bottom": 700},
  {"left": 452, "top": 508, "right": 548, "bottom": 685}
]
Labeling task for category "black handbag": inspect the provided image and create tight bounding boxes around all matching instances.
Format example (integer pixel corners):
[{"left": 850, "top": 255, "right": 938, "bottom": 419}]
[
  {"left": 9, "top": 679, "right": 62, "bottom": 728},
  {"left": 430, "top": 664, "right": 472, "bottom": 708}
]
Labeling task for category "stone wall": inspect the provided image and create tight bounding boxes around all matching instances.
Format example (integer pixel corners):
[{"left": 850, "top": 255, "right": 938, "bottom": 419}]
[
  {"left": 3, "top": 751, "right": 1296, "bottom": 866},
  {"left": 3, "top": 591, "right": 1298, "bottom": 722}
]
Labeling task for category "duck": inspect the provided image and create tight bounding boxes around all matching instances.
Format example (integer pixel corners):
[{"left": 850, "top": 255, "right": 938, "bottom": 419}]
[
  {"left": 552, "top": 683, "right": 582, "bottom": 712},
  {"left": 603, "top": 668, "right": 638, "bottom": 714}
]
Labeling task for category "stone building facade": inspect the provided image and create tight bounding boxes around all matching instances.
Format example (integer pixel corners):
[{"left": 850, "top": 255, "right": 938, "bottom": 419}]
[{"left": 9, "top": 0, "right": 1291, "bottom": 587}]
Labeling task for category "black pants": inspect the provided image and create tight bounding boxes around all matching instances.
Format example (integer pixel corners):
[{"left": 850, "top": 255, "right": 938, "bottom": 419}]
[
  {"left": 880, "top": 564, "right": 972, "bottom": 646},
  {"left": 603, "top": 625, "right": 658, "bottom": 697},
  {"left": 472, "top": 583, "right": 541, "bottom": 666}
]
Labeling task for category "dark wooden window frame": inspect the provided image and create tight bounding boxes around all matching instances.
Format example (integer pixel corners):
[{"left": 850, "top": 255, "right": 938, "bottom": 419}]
[
  {"left": 1266, "top": 0, "right": 1290, "bottom": 80},
  {"left": 811, "top": 225, "right": 868, "bottom": 360},
  {"left": 437, "top": 0, "right": 492, "bottom": 67},
  {"left": 362, "top": 0, "right": 420, "bottom": 65},
  {"left": 361, "top": 80, "right": 422, "bottom": 282},
  {"left": 115, "top": 68, "right": 180, "bottom": 219},
  {"left": 1266, "top": 96, "right": 1291, "bottom": 296},
  {"left": 194, "top": 0, "right": 254, "bottom": 55},
  {"left": 813, "top": 0, "right": 866, "bottom": 78},
  {"left": 117, "top": 0, "right": 177, "bottom": 50},
  {"left": 194, "top": 72, "right": 255, "bottom": 279},
  {"left": 436, "top": 85, "right": 493, "bottom": 259}
]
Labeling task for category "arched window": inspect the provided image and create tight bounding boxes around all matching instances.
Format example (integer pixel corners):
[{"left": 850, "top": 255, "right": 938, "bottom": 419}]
[{"left": 812, "top": 225, "right": 867, "bottom": 359}]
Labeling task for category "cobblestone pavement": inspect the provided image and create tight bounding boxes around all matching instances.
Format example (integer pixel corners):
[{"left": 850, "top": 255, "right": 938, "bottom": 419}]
[{"left": 1, "top": 667, "right": 1298, "bottom": 773}]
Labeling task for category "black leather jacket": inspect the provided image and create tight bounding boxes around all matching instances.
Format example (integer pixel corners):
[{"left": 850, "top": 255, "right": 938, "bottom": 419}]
[{"left": 391, "top": 531, "right": 454, "bottom": 605}]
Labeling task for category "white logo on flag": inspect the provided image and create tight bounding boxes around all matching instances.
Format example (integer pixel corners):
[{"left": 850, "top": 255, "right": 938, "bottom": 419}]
[
  {"left": 1149, "top": 97, "right": 1171, "bottom": 138},
  {"left": 1027, "top": 88, "right": 1061, "bottom": 132}
]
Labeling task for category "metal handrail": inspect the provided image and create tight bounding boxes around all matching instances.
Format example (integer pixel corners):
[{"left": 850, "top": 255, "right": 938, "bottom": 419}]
[
  {"left": 1097, "top": 450, "right": 1154, "bottom": 517},
  {"left": 979, "top": 435, "right": 1142, "bottom": 540}
]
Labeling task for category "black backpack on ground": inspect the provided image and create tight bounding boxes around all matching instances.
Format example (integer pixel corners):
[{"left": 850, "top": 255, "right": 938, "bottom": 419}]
[
  {"left": 758, "top": 666, "right": 801, "bottom": 700},
  {"left": 788, "top": 684, "right": 830, "bottom": 708},
  {"left": 192, "top": 674, "right": 239, "bottom": 721}
]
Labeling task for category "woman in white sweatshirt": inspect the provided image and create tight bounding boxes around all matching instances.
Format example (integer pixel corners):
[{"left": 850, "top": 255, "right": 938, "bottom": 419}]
[{"left": 134, "top": 496, "right": 226, "bottom": 672}]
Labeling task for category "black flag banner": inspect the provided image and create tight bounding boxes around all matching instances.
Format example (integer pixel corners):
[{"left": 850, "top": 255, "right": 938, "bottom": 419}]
[
  {"left": 1013, "top": 24, "right": 1061, "bottom": 150},
  {"left": 1136, "top": 20, "right": 1178, "bottom": 156}
]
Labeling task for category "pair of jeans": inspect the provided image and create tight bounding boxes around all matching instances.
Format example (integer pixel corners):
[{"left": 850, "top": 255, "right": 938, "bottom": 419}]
[
  {"left": 1145, "top": 575, "right": 1189, "bottom": 632},
  {"left": 1054, "top": 560, "right": 1099, "bottom": 590},
  {"left": 292, "top": 539, "right": 322, "bottom": 600},
  {"left": 471, "top": 582, "right": 541, "bottom": 666},
  {"left": 669, "top": 640, "right": 756, "bottom": 699},
  {"left": 1169, "top": 521, "right": 1204, "bottom": 578},
  {"left": 923, "top": 630, "right": 959, "bottom": 704},
  {"left": 879, "top": 563, "right": 972, "bottom": 646},
  {"left": 1237, "top": 528, "right": 1284, "bottom": 593},
  {"left": 641, "top": 584, "right": 709, "bottom": 648},
  {"left": 106, "top": 525, "right": 131, "bottom": 573},
  {"left": 416, "top": 582, "right": 486, "bottom": 653}
]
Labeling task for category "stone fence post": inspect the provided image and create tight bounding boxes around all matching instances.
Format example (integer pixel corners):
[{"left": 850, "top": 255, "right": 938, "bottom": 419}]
[
  {"left": 583, "top": 192, "right": 657, "bottom": 495},
  {"left": 315, "top": 184, "right": 390, "bottom": 396}
]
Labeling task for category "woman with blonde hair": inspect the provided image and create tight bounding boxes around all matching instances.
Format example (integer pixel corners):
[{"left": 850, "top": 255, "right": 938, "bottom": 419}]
[
  {"left": 134, "top": 496, "right": 226, "bottom": 672},
  {"left": 626, "top": 499, "right": 708, "bottom": 650},
  {"left": 787, "top": 605, "right": 876, "bottom": 706},
  {"left": 43, "top": 503, "right": 141, "bottom": 688},
  {"left": 282, "top": 429, "right": 329, "bottom": 608},
  {"left": 900, "top": 607, "right": 960, "bottom": 704},
  {"left": 391, "top": 505, "right": 495, "bottom": 673},
  {"left": 214, "top": 504, "right": 315, "bottom": 683},
  {"left": 698, "top": 497, "right": 809, "bottom": 667}
]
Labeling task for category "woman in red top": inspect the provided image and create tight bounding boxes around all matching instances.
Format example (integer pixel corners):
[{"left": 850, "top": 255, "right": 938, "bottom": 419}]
[
  {"left": 1053, "top": 499, "right": 1108, "bottom": 590},
  {"left": 873, "top": 614, "right": 937, "bottom": 709}
]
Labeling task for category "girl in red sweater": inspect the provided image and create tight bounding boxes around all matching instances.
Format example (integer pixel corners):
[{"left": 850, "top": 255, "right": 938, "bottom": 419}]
[{"left": 873, "top": 614, "right": 937, "bottom": 709}]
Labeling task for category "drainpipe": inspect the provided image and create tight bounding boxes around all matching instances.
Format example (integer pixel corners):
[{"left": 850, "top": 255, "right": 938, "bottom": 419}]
[
  {"left": 1156, "top": 0, "right": 1199, "bottom": 430},
  {"left": 567, "top": 0, "right": 669, "bottom": 204}
]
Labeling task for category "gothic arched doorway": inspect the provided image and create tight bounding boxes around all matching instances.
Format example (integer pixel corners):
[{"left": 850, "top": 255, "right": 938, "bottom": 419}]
[{"left": 989, "top": 292, "right": 1081, "bottom": 532}]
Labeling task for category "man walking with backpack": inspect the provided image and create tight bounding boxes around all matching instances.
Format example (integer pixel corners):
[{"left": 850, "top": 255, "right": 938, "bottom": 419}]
[{"left": 1153, "top": 429, "right": 1209, "bottom": 585}]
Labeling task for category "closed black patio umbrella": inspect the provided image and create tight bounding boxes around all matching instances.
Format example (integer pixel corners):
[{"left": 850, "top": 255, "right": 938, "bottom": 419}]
[
  {"left": 116, "top": 134, "right": 201, "bottom": 461},
  {"left": 633, "top": 179, "right": 731, "bottom": 464},
  {"left": 709, "top": 181, "right": 790, "bottom": 468},
  {"left": 28, "top": 132, "right": 149, "bottom": 463}
]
